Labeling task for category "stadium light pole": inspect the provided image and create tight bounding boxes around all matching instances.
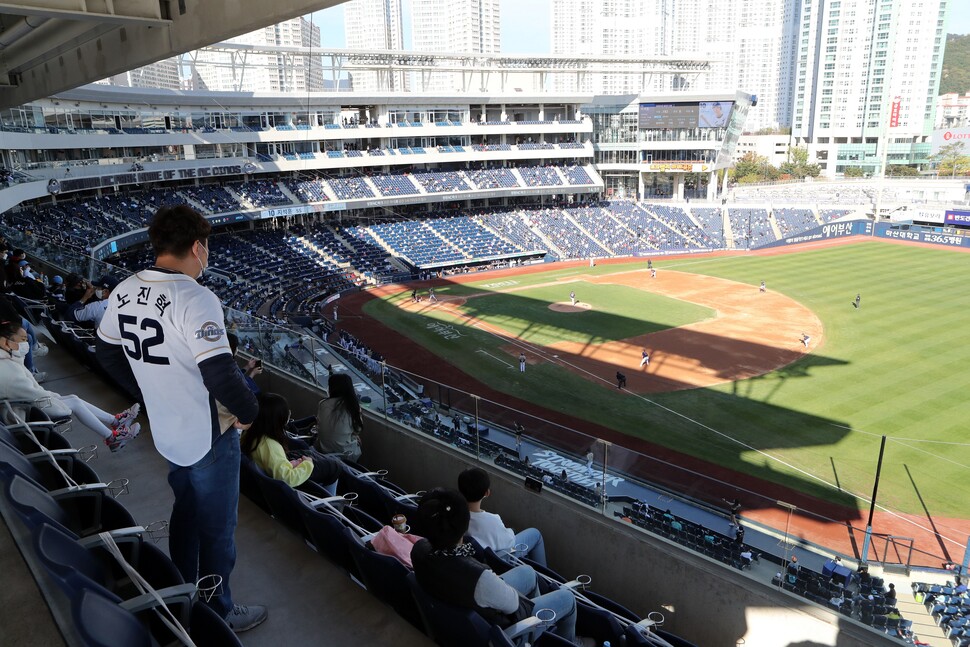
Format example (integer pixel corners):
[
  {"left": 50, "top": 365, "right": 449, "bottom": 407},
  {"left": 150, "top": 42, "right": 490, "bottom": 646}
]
[{"left": 860, "top": 435, "right": 888, "bottom": 565}]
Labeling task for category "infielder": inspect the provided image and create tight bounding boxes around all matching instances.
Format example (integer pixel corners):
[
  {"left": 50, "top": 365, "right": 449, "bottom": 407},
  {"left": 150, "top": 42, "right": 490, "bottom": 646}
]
[
  {"left": 640, "top": 349, "right": 650, "bottom": 368},
  {"left": 570, "top": 290, "right": 576, "bottom": 306}
]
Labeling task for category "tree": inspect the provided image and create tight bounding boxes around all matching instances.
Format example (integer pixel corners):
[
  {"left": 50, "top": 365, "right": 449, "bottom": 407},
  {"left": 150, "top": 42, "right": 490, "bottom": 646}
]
[
  {"left": 843, "top": 167, "right": 865, "bottom": 178},
  {"left": 930, "top": 141, "right": 970, "bottom": 177},
  {"left": 730, "top": 152, "right": 779, "bottom": 183},
  {"left": 779, "top": 146, "right": 822, "bottom": 179},
  {"left": 886, "top": 165, "right": 920, "bottom": 177}
]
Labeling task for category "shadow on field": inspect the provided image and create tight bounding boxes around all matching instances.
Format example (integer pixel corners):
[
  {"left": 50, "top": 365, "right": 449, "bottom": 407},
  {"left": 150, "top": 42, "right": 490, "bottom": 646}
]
[{"left": 341, "top": 279, "right": 864, "bottom": 524}]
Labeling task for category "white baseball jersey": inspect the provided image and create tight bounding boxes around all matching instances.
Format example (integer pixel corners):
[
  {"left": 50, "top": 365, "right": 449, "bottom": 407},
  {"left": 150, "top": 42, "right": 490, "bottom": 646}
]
[{"left": 98, "top": 268, "right": 231, "bottom": 466}]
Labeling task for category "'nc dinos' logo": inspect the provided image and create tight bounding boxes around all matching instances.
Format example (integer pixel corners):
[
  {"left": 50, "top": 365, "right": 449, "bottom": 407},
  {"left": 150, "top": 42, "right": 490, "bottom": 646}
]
[{"left": 195, "top": 321, "right": 225, "bottom": 342}]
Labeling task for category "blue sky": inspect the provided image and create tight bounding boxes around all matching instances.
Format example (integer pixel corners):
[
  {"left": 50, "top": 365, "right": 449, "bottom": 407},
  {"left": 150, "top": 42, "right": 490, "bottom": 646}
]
[{"left": 313, "top": 0, "right": 967, "bottom": 51}]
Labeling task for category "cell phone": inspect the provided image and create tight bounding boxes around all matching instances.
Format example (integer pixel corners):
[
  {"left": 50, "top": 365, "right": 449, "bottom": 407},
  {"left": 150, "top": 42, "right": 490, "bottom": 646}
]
[{"left": 255, "top": 359, "right": 262, "bottom": 368}]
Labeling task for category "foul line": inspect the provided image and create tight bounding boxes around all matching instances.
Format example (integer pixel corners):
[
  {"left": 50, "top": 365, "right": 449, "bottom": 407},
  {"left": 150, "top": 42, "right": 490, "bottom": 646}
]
[{"left": 475, "top": 349, "right": 514, "bottom": 369}]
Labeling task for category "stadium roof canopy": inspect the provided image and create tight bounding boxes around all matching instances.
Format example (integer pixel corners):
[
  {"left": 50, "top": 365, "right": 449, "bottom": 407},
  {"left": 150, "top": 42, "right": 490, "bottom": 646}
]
[{"left": 0, "top": 0, "right": 346, "bottom": 109}]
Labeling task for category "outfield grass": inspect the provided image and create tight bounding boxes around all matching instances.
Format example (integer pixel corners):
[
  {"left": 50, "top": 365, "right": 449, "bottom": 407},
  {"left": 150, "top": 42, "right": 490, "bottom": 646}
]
[{"left": 365, "top": 241, "right": 970, "bottom": 518}]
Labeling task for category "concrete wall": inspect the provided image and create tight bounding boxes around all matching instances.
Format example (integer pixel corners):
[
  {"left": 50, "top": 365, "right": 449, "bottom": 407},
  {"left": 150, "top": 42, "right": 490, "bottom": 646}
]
[{"left": 255, "top": 368, "right": 898, "bottom": 647}]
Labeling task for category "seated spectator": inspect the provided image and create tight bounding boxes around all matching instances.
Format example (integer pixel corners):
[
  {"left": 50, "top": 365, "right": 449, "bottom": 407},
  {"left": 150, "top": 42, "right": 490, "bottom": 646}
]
[
  {"left": 410, "top": 488, "right": 592, "bottom": 646},
  {"left": 9, "top": 258, "right": 45, "bottom": 300},
  {"left": 69, "top": 275, "right": 119, "bottom": 328},
  {"left": 787, "top": 555, "right": 800, "bottom": 575},
  {"left": 241, "top": 393, "right": 340, "bottom": 494},
  {"left": 458, "top": 467, "right": 547, "bottom": 566},
  {"left": 0, "top": 320, "right": 140, "bottom": 451},
  {"left": 884, "top": 582, "right": 896, "bottom": 602},
  {"left": 0, "top": 297, "right": 46, "bottom": 381},
  {"left": 50, "top": 275, "right": 66, "bottom": 301},
  {"left": 313, "top": 373, "right": 363, "bottom": 462}
]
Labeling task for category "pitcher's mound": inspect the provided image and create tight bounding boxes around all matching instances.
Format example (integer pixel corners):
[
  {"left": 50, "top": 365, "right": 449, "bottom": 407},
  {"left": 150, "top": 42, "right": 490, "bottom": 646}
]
[{"left": 549, "top": 302, "right": 592, "bottom": 313}]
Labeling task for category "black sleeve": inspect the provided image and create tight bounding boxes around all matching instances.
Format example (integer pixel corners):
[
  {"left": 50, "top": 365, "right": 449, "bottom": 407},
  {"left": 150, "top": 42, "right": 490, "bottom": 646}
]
[
  {"left": 95, "top": 337, "right": 143, "bottom": 401},
  {"left": 198, "top": 354, "right": 259, "bottom": 425}
]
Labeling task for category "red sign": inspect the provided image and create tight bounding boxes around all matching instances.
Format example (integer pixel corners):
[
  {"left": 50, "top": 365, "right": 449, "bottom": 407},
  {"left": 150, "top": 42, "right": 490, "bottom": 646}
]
[{"left": 889, "top": 96, "right": 901, "bottom": 128}]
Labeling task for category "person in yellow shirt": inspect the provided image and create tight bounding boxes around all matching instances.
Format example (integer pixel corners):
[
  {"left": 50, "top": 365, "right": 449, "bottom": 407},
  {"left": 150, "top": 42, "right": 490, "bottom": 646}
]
[{"left": 241, "top": 392, "right": 340, "bottom": 494}]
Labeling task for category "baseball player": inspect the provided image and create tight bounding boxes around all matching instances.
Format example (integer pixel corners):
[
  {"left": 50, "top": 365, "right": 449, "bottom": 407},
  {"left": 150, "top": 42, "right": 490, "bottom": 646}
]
[
  {"left": 854, "top": 293, "right": 861, "bottom": 309},
  {"left": 760, "top": 280, "right": 766, "bottom": 293},
  {"left": 801, "top": 332, "right": 811, "bottom": 348},
  {"left": 429, "top": 286, "right": 437, "bottom": 302},
  {"left": 585, "top": 450, "right": 595, "bottom": 476},
  {"left": 519, "top": 352, "right": 526, "bottom": 373},
  {"left": 639, "top": 348, "right": 650, "bottom": 368},
  {"left": 570, "top": 290, "right": 576, "bottom": 306},
  {"left": 650, "top": 268, "right": 657, "bottom": 279}
]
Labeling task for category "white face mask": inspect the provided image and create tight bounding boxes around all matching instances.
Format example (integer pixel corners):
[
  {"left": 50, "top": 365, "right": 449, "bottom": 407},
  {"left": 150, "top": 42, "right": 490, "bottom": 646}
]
[
  {"left": 9, "top": 341, "right": 29, "bottom": 358},
  {"left": 194, "top": 242, "right": 209, "bottom": 279}
]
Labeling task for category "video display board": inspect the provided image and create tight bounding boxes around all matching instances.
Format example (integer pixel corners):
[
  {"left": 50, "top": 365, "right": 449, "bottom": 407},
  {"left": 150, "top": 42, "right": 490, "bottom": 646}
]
[{"left": 638, "top": 101, "right": 734, "bottom": 129}]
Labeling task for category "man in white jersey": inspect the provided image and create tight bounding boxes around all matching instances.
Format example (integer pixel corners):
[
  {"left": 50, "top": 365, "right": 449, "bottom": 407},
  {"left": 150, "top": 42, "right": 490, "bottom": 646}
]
[{"left": 97, "top": 206, "right": 264, "bottom": 632}]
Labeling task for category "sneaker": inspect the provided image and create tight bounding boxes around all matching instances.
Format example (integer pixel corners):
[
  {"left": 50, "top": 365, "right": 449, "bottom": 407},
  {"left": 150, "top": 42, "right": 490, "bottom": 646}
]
[
  {"left": 106, "top": 422, "right": 141, "bottom": 453},
  {"left": 112, "top": 403, "right": 141, "bottom": 430},
  {"left": 33, "top": 343, "right": 49, "bottom": 357},
  {"left": 227, "top": 604, "right": 268, "bottom": 633},
  {"left": 32, "top": 371, "right": 47, "bottom": 383}
]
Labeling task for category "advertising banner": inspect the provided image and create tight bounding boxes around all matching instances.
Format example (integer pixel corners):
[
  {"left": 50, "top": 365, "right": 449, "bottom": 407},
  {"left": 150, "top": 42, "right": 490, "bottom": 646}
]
[{"left": 757, "top": 220, "right": 872, "bottom": 249}]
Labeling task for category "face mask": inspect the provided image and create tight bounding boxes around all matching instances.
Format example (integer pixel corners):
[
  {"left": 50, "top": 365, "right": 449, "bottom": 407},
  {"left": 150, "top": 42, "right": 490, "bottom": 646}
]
[
  {"left": 194, "top": 242, "right": 209, "bottom": 279},
  {"left": 9, "top": 341, "right": 29, "bottom": 358}
]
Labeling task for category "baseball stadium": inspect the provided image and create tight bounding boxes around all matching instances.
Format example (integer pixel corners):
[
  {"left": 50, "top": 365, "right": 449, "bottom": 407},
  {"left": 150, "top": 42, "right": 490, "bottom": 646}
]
[{"left": 0, "top": 11, "right": 968, "bottom": 647}]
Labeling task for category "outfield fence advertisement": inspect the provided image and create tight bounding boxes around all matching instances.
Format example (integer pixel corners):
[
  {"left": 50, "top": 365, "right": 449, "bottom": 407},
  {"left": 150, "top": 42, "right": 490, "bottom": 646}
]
[
  {"left": 944, "top": 209, "right": 970, "bottom": 227},
  {"left": 873, "top": 222, "right": 970, "bottom": 248},
  {"left": 758, "top": 220, "right": 872, "bottom": 249}
]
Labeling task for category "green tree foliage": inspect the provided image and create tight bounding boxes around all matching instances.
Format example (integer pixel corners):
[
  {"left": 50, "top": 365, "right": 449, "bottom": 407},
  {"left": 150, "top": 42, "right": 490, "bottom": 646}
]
[
  {"left": 886, "top": 165, "right": 920, "bottom": 177},
  {"left": 940, "top": 34, "right": 970, "bottom": 95},
  {"left": 730, "top": 152, "right": 779, "bottom": 184},
  {"left": 930, "top": 141, "right": 970, "bottom": 177},
  {"left": 843, "top": 167, "right": 865, "bottom": 178},
  {"left": 779, "top": 146, "right": 822, "bottom": 179}
]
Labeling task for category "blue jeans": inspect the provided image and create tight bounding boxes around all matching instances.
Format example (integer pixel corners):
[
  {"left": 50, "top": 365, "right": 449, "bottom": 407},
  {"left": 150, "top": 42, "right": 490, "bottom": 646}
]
[
  {"left": 514, "top": 527, "right": 547, "bottom": 567},
  {"left": 500, "top": 565, "right": 577, "bottom": 642},
  {"left": 167, "top": 430, "right": 240, "bottom": 618}
]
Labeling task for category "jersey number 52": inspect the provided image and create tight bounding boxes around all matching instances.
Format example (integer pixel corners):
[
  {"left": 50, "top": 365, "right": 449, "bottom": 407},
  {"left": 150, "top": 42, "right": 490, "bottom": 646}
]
[{"left": 118, "top": 315, "right": 171, "bottom": 365}]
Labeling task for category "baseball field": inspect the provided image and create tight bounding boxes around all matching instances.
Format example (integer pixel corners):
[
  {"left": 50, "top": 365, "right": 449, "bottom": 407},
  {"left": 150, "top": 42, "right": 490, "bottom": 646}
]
[{"left": 353, "top": 238, "right": 970, "bottom": 534}]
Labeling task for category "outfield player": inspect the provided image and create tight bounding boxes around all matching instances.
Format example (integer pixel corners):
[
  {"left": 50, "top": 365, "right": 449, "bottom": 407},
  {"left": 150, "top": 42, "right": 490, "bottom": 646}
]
[
  {"left": 639, "top": 348, "right": 650, "bottom": 368},
  {"left": 569, "top": 290, "right": 576, "bottom": 306},
  {"left": 97, "top": 205, "right": 265, "bottom": 632},
  {"left": 519, "top": 352, "right": 526, "bottom": 373},
  {"left": 854, "top": 293, "right": 861, "bottom": 309}
]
